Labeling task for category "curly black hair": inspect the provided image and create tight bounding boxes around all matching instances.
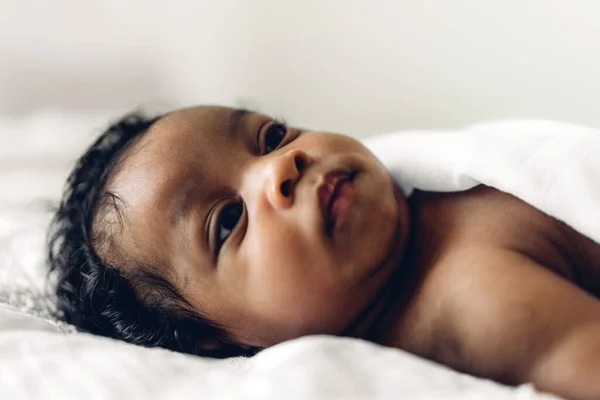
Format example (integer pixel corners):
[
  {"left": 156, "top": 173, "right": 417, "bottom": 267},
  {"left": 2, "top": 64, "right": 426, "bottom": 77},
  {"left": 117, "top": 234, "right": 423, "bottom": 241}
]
[{"left": 46, "top": 110, "right": 258, "bottom": 358}]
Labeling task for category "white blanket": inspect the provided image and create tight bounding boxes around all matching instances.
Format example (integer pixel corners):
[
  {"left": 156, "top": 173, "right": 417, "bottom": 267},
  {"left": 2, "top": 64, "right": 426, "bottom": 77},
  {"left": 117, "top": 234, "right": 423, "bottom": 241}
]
[
  {"left": 4, "top": 115, "right": 590, "bottom": 400},
  {"left": 365, "top": 119, "right": 600, "bottom": 244}
]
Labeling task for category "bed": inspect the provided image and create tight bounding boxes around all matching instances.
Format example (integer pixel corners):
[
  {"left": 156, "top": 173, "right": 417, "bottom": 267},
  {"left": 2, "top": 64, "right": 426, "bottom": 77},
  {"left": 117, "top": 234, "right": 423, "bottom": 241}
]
[{"left": 0, "top": 110, "right": 562, "bottom": 399}]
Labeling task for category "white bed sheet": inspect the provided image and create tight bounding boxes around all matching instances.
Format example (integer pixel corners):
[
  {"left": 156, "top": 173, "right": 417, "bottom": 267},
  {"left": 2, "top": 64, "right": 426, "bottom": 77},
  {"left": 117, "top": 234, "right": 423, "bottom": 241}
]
[{"left": 0, "top": 111, "right": 561, "bottom": 399}]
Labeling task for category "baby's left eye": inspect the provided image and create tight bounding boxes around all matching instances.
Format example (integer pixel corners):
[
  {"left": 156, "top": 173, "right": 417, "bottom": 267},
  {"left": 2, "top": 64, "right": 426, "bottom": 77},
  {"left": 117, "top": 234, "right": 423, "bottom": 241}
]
[{"left": 263, "top": 122, "right": 288, "bottom": 154}]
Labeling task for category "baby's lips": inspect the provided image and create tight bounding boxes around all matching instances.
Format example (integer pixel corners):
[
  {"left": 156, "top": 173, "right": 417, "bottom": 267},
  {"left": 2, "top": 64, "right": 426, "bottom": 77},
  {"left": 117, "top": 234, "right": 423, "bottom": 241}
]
[
  {"left": 317, "top": 171, "right": 351, "bottom": 224},
  {"left": 318, "top": 182, "right": 335, "bottom": 221}
]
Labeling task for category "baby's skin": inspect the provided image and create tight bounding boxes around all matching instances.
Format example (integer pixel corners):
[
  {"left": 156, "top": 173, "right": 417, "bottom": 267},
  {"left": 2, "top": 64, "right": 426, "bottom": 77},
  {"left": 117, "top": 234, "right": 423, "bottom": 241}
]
[{"left": 98, "top": 106, "right": 600, "bottom": 400}]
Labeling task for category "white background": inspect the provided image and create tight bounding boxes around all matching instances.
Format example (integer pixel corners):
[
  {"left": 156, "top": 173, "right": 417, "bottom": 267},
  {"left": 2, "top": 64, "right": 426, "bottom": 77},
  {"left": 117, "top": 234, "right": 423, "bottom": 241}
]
[{"left": 2, "top": 0, "right": 600, "bottom": 136}]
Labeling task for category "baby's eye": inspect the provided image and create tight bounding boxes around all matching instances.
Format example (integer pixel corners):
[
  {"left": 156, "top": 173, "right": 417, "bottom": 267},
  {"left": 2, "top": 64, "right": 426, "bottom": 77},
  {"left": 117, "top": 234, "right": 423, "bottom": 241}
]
[
  {"left": 216, "top": 202, "right": 243, "bottom": 254},
  {"left": 263, "top": 122, "right": 288, "bottom": 154}
]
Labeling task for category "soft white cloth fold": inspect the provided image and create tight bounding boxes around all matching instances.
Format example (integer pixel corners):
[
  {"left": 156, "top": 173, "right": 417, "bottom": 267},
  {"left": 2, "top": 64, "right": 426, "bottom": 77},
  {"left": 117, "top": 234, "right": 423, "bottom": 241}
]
[{"left": 364, "top": 119, "right": 600, "bottom": 244}]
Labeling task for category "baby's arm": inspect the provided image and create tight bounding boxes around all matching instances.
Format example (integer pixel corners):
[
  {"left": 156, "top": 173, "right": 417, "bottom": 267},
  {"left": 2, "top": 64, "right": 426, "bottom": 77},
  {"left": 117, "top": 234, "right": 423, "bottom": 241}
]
[{"left": 441, "top": 248, "right": 600, "bottom": 400}]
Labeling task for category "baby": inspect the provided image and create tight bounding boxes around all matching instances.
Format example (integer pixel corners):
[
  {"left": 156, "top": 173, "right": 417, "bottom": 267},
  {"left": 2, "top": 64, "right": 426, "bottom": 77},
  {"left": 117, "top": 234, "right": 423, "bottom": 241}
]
[{"left": 48, "top": 106, "right": 600, "bottom": 400}]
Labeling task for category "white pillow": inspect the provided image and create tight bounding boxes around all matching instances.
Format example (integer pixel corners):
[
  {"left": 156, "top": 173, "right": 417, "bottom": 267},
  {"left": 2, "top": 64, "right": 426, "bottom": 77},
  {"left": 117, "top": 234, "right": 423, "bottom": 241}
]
[{"left": 0, "top": 110, "right": 116, "bottom": 331}]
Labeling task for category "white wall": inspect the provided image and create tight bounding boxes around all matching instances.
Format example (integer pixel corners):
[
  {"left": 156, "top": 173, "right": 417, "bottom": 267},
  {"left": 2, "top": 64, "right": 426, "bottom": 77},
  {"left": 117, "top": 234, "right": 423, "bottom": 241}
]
[{"left": 2, "top": 0, "right": 600, "bottom": 136}]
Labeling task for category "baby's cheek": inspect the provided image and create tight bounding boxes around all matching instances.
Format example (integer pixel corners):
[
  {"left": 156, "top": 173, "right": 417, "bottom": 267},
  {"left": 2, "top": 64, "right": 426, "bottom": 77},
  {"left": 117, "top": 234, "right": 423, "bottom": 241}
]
[
  {"left": 244, "top": 224, "right": 327, "bottom": 295},
  {"left": 248, "top": 263, "right": 322, "bottom": 312},
  {"left": 245, "top": 261, "right": 351, "bottom": 336},
  {"left": 345, "top": 179, "right": 399, "bottom": 270}
]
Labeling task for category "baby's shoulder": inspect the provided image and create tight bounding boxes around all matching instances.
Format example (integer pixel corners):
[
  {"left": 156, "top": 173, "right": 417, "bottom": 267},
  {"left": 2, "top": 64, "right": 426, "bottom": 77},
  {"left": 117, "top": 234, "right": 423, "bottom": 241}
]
[
  {"left": 412, "top": 184, "right": 554, "bottom": 242},
  {"left": 411, "top": 185, "right": 574, "bottom": 279},
  {"left": 414, "top": 184, "right": 600, "bottom": 294}
]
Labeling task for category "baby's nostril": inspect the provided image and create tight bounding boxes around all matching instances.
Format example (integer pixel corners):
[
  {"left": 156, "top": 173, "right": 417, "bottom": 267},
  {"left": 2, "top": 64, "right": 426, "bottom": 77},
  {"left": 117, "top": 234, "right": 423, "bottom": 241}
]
[
  {"left": 294, "top": 155, "right": 305, "bottom": 172},
  {"left": 280, "top": 180, "right": 292, "bottom": 197}
]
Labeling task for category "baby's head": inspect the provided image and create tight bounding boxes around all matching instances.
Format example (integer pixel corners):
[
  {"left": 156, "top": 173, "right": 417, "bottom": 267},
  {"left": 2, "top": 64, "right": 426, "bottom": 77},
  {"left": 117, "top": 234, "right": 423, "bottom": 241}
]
[{"left": 48, "top": 106, "right": 410, "bottom": 357}]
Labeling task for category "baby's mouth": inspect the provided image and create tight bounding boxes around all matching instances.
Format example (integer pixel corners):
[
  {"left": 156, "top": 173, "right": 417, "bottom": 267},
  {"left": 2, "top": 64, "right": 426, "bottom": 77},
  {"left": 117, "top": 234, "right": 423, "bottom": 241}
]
[{"left": 318, "top": 170, "right": 357, "bottom": 236}]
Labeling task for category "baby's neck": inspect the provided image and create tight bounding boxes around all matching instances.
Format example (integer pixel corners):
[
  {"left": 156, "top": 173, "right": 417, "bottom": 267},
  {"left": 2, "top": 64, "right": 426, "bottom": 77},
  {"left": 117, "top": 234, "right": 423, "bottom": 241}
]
[{"left": 360, "top": 191, "right": 447, "bottom": 349}]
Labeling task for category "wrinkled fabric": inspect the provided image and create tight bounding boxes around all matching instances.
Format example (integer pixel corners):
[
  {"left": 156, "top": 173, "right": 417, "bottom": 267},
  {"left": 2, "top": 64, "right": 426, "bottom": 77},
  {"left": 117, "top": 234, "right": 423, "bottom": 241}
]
[{"left": 365, "top": 119, "right": 600, "bottom": 244}]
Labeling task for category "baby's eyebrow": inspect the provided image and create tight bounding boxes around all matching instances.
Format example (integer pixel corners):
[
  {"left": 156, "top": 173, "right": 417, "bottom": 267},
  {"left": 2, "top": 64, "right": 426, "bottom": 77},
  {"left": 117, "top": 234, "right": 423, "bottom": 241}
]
[{"left": 227, "top": 108, "right": 254, "bottom": 139}]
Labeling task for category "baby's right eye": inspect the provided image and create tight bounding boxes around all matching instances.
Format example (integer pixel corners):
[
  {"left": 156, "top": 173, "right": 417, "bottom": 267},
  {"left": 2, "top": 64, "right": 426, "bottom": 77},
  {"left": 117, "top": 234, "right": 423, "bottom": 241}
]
[
  {"left": 216, "top": 202, "right": 243, "bottom": 254},
  {"left": 262, "top": 121, "right": 288, "bottom": 154}
]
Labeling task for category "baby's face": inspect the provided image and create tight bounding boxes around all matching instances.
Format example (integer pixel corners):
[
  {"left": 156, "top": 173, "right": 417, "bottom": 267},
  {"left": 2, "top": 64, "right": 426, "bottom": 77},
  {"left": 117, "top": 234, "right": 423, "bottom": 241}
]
[{"left": 105, "top": 106, "right": 410, "bottom": 347}]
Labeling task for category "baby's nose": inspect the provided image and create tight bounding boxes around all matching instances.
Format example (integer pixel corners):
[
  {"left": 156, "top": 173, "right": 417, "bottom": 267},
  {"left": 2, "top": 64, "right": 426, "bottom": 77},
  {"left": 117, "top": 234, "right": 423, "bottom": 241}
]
[{"left": 266, "top": 149, "right": 311, "bottom": 209}]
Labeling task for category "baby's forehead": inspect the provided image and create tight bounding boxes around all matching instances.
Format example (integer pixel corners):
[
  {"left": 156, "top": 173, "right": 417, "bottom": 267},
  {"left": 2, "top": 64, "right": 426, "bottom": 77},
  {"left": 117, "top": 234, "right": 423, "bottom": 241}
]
[
  {"left": 152, "top": 106, "right": 244, "bottom": 137},
  {"left": 108, "top": 106, "right": 238, "bottom": 183}
]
